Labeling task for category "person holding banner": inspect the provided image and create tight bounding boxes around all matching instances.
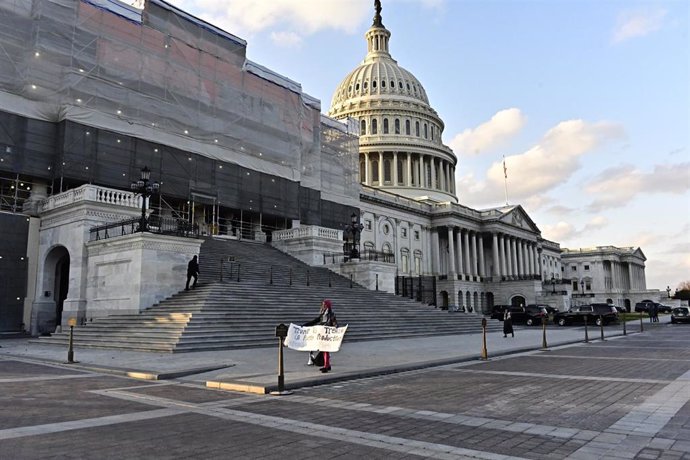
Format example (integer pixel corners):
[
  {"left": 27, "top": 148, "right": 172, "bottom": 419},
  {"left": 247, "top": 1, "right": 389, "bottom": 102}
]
[{"left": 303, "top": 299, "right": 338, "bottom": 373}]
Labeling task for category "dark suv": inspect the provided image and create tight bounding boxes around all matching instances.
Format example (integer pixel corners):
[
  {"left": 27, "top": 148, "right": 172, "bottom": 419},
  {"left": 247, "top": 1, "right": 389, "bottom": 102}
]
[
  {"left": 635, "top": 301, "right": 672, "bottom": 314},
  {"left": 553, "top": 304, "right": 618, "bottom": 326},
  {"left": 490, "top": 305, "right": 548, "bottom": 326}
]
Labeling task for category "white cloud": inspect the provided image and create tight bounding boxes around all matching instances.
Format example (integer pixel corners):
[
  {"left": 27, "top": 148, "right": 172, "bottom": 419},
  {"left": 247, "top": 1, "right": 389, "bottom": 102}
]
[
  {"left": 585, "top": 162, "right": 690, "bottom": 212},
  {"left": 166, "top": 0, "right": 370, "bottom": 41},
  {"left": 582, "top": 215, "right": 609, "bottom": 232},
  {"left": 449, "top": 108, "right": 526, "bottom": 155},
  {"left": 612, "top": 8, "right": 667, "bottom": 44},
  {"left": 542, "top": 222, "right": 576, "bottom": 242},
  {"left": 457, "top": 119, "right": 624, "bottom": 208},
  {"left": 270, "top": 31, "right": 303, "bottom": 48}
]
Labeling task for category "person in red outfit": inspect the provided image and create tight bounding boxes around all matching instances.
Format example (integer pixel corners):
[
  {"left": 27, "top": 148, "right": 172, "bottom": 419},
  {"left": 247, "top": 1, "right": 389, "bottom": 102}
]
[{"left": 305, "top": 299, "right": 338, "bottom": 373}]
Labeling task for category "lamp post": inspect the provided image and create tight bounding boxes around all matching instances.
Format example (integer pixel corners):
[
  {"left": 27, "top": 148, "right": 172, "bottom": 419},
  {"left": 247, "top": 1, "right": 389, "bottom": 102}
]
[
  {"left": 346, "top": 212, "right": 364, "bottom": 259},
  {"left": 130, "top": 166, "right": 160, "bottom": 233},
  {"left": 666, "top": 286, "right": 671, "bottom": 299},
  {"left": 580, "top": 279, "right": 585, "bottom": 297},
  {"left": 551, "top": 275, "right": 556, "bottom": 294}
]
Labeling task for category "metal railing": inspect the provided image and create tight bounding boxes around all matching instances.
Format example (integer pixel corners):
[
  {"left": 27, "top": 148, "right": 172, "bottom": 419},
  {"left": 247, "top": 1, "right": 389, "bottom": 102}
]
[
  {"left": 89, "top": 216, "right": 199, "bottom": 241},
  {"left": 323, "top": 249, "right": 396, "bottom": 265}
]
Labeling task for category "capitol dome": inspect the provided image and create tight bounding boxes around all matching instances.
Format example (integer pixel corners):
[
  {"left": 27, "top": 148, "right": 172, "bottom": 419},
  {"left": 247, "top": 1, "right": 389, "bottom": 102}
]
[{"left": 328, "top": 2, "right": 457, "bottom": 203}]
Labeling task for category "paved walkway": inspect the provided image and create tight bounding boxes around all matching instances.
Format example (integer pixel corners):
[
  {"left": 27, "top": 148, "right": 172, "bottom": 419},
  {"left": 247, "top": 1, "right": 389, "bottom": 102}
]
[{"left": 0, "top": 318, "right": 656, "bottom": 393}]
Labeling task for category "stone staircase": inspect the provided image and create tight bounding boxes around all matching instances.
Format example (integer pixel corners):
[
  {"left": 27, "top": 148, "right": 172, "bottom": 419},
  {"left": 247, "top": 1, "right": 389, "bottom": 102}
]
[{"left": 37, "top": 237, "right": 501, "bottom": 352}]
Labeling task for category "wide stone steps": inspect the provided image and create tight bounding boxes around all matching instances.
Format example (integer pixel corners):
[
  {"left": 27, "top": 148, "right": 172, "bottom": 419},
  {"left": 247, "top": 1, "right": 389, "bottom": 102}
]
[{"left": 37, "top": 237, "right": 500, "bottom": 352}]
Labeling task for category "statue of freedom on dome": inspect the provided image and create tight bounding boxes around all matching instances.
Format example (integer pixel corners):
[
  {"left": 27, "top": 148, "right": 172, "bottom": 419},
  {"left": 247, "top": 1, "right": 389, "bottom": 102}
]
[{"left": 373, "top": 0, "right": 384, "bottom": 27}]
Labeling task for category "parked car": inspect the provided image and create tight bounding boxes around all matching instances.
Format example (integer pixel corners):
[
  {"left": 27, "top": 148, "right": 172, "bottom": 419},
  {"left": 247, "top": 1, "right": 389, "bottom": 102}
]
[
  {"left": 670, "top": 306, "right": 690, "bottom": 324},
  {"left": 657, "top": 304, "right": 673, "bottom": 314},
  {"left": 527, "top": 304, "right": 558, "bottom": 315},
  {"left": 553, "top": 304, "right": 618, "bottom": 327},
  {"left": 490, "top": 305, "right": 548, "bottom": 326}
]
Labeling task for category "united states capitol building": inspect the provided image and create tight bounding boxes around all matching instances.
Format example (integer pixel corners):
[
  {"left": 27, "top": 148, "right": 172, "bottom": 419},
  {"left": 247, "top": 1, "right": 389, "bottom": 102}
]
[{"left": 0, "top": 0, "right": 661, "bottom": 334}]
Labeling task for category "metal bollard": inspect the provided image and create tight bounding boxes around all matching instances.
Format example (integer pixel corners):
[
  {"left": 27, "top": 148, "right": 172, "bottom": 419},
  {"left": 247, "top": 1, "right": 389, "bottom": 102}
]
[
  {"left": 480, "top": 318, "right": 488, "bottom": 360},
  {"left": 66, "top": 317, "right": 77, "bottom": 364},
  {"left": 599, "top": 315, "right": 605, "bottom": 341},
  {"left": 328, "top": 271, "right": 332, "bottom": 288},
  {"left": 350, "top": 274, "right": 353, "bottom": 288},
  {"left": 236, "top": 263, "right": 241, "bottom": 283},
  {"left": 289, "top": 268, "right": 292, "bottom": 286},
  {"left": 270, "top": 266, "right": 273, "bottom": 285},
  {"left": 376, "top": 274, "right": 379, "bottom": 291},
  {"left": 623, "top": 316, "right": 627, "bottom": 335},
  {"left": 270, "top": 324, "right": 292, "bottom": 396},
  {"left": 541, "top": 317, "right": 548, "bottom": 349},
  {"left": 584, "top": 315, "right": 589, "bottom": 343},
  {"left": 307, "top": 269, "right": 310, "bottom": 287},
  {"left": 639, "top": 312, "right": 644, "bottom": 332}
]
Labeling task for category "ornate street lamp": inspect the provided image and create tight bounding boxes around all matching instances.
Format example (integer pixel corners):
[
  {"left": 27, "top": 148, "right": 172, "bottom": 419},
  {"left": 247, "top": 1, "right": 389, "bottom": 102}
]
[
  {"left": 580, "top": 279, "right": 585, "bottom": 295},
  {"left": 666, "top": 285, "right": 671, "bottom": 298},
  {"left": 551, "top": 275, "right": 556, "bottom": 294},
  {"left": 346, "top": 212, "right": 364, "bottom": 259},
  {"left": 130, "top": 166, "right": 160, "bottom": 233}
]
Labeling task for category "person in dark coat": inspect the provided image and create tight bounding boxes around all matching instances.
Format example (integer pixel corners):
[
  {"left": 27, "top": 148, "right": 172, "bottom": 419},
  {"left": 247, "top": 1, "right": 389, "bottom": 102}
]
[
  {"left": 185, "top": 255, "right": 199, "bottom": 290},
  {"left": 503, "top": 309, "right": 514, "bottom": 338},
  {"left": 304, "top": 299, "right": 338, "bottom": 373}
]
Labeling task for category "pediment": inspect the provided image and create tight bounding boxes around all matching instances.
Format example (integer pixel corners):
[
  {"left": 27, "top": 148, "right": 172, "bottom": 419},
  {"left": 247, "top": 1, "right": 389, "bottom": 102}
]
[{"left": 498, "top": 206, "right": 540, "bottom": 233}]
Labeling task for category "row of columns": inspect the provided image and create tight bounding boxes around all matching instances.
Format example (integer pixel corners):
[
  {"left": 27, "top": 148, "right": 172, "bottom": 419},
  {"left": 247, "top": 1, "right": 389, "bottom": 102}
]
[
  {"left": 542, "top": 254, "right": 560, "bottom": 281},
  {"left": 361, "top": 152, "right": 455, "bottom": 195},
  {"left": 610, "top": 261, "right": 645, "bottom": 291},
  {"left": 430, "top": 227, "right": 540, "bottom": 279}
]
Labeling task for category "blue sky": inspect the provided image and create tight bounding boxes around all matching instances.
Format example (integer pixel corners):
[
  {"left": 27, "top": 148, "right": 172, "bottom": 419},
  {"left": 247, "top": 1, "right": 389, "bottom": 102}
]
[{"left": 160, "top": 0, "right": 689, "bottom": 293}]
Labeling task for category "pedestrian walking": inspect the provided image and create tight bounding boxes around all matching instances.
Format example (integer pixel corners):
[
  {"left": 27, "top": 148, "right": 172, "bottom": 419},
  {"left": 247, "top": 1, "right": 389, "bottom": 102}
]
[
  {"left": 503, "top": 309, "right": 514, "bottom": 338},
  {"left": 304, "top": 299, "right": 338, "bottom": 373},
  {"left": 185, "top": 255, "right": 199, "bottom": 290}
]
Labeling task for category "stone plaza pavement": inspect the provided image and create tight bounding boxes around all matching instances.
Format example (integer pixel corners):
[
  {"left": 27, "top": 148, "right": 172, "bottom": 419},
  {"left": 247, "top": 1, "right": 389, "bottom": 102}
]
[{"left": 1, "top": 318, "right": 689, "bottom": 459}]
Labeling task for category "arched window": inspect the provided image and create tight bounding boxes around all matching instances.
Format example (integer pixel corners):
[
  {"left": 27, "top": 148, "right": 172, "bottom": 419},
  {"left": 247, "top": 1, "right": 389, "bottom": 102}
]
[
  {"left": 405, "top": 120, "right": 411, "bottom": 135},
  {"left": 430, "top": 125, "right": 434, "bottom": 140},
  {"left": 383, "top": 159, "right": 391, "bottom": 182},
  {"left": 371, "top": 160, "right": 379, "bottom": 182},
  {"left": 364, "top": 241, "right": 375, "bottom": 251},
  {"left": 360, "top": 119, "right": 366, "bottom": 135},
  {"left": 394, "top": 119, "right": 400, "bottom": 134},
  {"left": 383, "top": 118, "right": 389, "bottom": 134},
  {"left": 372, "top": 119, "right": 378, "bottom": 135},
  {"left": 359, "top": 161, "right": 366, "bottom": 183},
  {"left": 414, "top": 250, "right": 422, "bottom": 274},
  {"left": 397, "top": 159, "right": 404, "bottom": 184},
  {"left": 424, "top": 123, "right": 428, "bottom": 139},
  {"left": 372, "top": 80, "right": 377, "bottom": 89},
  {"left": 415, "top": 121, "right": 420, "bottom": 137},
  {"left": 382, "top": 243, "right": 392, "bottom": 254}
]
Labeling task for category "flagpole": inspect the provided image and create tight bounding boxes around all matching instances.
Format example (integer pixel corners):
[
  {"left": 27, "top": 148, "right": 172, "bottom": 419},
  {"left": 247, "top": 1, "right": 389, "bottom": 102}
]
[{"left": 503, "top": 155, "right": 509, "bottom": 206}]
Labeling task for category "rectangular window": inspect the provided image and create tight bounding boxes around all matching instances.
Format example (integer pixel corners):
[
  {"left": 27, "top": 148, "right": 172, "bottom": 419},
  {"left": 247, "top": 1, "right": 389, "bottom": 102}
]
[
  {"left": 365, "top": 220, "right": 372, "bottom": 231},
  {"left": 414, "top": 230, "right": 420, "bottom": 240},
  {"left": 401, "top": 228, "right": 407, "bottom": 238},
  {"left": 584, "top": 265, "right": 590, "bottom": 270},
  {"left": 586, "top": 282, "right": 591, "bottom": 291},
  {"left": 571, "top": 265, "right": 577, "bottom": 271}
]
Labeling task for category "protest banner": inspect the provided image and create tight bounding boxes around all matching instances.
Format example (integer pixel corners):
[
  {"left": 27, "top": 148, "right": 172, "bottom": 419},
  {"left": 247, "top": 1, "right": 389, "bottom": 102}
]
[{"left": 285, "top": 323, "right": 348, "bottom": 352}]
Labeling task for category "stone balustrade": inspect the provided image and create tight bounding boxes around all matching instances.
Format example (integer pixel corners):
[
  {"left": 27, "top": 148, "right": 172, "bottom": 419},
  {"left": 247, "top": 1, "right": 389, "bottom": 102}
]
[
  {"left": 42, "top": 184, "right": 141, "bottom": 212},
  {"left": 272, "top": 225, "right": 342, "bottom": 241}
]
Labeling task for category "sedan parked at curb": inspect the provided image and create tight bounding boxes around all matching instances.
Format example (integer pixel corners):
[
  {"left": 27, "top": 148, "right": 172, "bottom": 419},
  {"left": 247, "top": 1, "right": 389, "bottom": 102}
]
[
  {"left": 670, "top": 307, "right": 690, "bottom": 324},
  {"left": 554, "top": 304, "right": 618, "bottom": 327}
]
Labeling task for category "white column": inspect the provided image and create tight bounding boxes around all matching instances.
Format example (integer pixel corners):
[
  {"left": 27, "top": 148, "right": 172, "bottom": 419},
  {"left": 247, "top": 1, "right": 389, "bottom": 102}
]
[
  {"left": 463, "top": 230, "right": 471, "bottom": 278},
  {"left": 470, "top": 232, "right": 478, "bottom": 277},
  {"left": 363, "top": 152, "right": 370, "bottom": 185},
  {"left": 406, "top": 153, "right": 412, "bottom": 186},
  {"left": 478, "top": 234, "right": 485, "bottom": 277},
  {"left": 447, "top": 227, "right": 456, "bottom": 275},
  {"left": 499, "top": 234, "right": 506, "bottom": 277},
  {"left": 516, "top": 240, "right": 524, "bottom": 277},
  {"left": 492, "top": 233, "right": 500, "bottom": 277},
  {"left": 393, "top": 152, "right": 398, "bottom": 185},
  {"left": 378, "top": 152, "right": 384, "bottom": 185},
  {"left": 431, "top": 229, "right": 440, "bottom": 275},
  {"left": 456, "top": 230, "right": 464, "bottom": 276},
  {"left": 430, "top": 157, "right": 436, "bottom": 190},
  {"left": 418, "top": 154, "right": 425, "bottom": 187}
]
